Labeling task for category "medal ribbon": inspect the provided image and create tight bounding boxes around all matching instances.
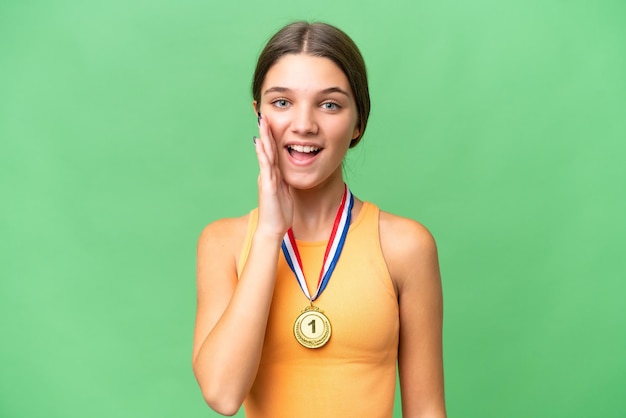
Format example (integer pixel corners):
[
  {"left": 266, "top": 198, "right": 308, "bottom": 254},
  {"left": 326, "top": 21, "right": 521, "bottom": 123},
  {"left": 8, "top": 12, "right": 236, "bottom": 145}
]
[{"left": 281, "top": 185, "right": 354, "bottom": 302}]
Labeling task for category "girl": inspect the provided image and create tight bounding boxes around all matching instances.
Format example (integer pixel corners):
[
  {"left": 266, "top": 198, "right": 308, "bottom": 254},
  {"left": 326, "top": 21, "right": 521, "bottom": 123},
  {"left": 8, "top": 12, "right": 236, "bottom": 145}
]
[{"left": 192, "top": 21, "right": 446, "bottom": 418}]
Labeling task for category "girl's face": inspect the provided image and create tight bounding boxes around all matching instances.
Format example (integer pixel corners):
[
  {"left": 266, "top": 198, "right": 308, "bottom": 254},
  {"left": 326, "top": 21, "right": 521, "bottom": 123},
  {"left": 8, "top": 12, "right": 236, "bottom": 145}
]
[{"left": 256, "top": 53, "right": 360, "bottom": 190}]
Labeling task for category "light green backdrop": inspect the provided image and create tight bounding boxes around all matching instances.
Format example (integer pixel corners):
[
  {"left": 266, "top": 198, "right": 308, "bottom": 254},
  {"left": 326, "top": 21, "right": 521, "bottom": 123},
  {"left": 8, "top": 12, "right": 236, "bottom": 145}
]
[{"left": 1, "top": 0, "right": 625, "bottom": 417}]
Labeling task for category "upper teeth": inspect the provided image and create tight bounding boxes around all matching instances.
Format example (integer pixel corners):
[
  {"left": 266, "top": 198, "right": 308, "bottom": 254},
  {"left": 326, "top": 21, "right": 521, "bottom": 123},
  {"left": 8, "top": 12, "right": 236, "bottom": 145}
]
[{"left": 289, "top": 145, "right": 320, "bottom": 153}]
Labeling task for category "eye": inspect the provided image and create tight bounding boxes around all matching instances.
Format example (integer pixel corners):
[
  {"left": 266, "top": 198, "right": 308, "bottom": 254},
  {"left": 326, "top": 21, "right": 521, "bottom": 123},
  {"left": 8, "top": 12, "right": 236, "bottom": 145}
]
[
  {"left": 272, "top": 98, "right": 290, "bottom": 108},
  {"left": 321, "top": 101, "right": 341, "bottom": 111}
]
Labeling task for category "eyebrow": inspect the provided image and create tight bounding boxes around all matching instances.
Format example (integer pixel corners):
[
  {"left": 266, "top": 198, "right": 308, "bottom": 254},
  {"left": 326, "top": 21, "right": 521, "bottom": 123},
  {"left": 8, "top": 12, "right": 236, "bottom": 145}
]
[{"left": 262, "top": 86, "right": 351, "bottom": 97}]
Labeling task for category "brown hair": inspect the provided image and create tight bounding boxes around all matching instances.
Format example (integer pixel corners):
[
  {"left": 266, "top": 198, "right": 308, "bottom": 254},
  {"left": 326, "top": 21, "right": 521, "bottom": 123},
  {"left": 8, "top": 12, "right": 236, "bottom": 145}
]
[{"left": 252, "top": 21, "right": 370, "bottom": 147}]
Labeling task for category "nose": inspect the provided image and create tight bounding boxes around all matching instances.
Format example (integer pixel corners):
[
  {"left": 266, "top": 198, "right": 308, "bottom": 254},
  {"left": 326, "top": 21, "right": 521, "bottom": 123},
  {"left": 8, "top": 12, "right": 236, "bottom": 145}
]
[{"left": 290, "top": 106, "right": 318, "bottom": 136}]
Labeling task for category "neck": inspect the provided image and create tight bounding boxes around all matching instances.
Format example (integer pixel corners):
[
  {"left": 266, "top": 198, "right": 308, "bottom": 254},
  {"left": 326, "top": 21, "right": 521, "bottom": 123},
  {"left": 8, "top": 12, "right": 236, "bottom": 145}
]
[{"left": 290, "top": 177, "right": 347, "bottom": 242}]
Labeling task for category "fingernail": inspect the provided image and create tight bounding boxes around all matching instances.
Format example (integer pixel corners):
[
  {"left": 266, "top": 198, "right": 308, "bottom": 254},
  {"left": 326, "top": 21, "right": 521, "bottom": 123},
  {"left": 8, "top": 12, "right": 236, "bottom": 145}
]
[
  {"left": 257, "top": 112, "right": 261, "bottom": 126},
  {"left": 252, "top": 135, "right": 257, "bottom": 144}
]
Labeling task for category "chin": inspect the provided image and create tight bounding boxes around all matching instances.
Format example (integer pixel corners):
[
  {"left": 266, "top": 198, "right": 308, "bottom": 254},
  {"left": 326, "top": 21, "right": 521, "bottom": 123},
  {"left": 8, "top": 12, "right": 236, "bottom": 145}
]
[
  {"left": 283, "top": 171, "right": 342, "bottom": 192},
  {"left": 279, "top": 159, "right": 344, "bottom": 191},
  {"left": 283, "top": 176, "right": 320, "bottom": 191}
]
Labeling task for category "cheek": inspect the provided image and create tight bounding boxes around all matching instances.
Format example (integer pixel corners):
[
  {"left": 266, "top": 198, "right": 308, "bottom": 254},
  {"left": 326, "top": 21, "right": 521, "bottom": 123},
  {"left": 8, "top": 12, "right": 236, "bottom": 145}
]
[
  {"left": 263, "top": 111, "right": 290, "bottom": 133},
  {"left": 328, "top": 117, "right": 358, "bottom": 142}
]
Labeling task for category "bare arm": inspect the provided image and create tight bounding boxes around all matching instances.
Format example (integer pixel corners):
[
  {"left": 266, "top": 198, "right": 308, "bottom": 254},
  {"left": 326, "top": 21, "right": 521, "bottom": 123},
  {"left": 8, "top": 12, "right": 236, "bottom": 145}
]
[
  {"left": 192, "top": 115, "right": 292, "bottom": 415},
  {"left": 381, "top": 213, "right": 446, "bottom": 418},
  {"left": 192, "top": 220, "right": 283, "bottom": 415}
]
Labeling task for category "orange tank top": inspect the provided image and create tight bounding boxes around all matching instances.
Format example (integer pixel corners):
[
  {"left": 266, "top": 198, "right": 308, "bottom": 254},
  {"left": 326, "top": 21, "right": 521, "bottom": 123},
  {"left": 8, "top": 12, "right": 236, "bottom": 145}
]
[{"left": 237, "top": 202, "right": 399, "bottom": 418}]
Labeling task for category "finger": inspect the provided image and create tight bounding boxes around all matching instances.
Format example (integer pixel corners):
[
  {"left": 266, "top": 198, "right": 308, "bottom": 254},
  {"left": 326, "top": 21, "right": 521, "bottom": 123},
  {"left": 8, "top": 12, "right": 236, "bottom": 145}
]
[
  {"left": 257, "top": 116, "right": 272, "bottom": 166},
  {"left": 259, "top": 151, "right": 285, "bottom": 202},
  {"left": 266, "top": 123, "right": 280, "bottom": 165},
  {"left": 262, "top": 116, "right": 278, "bottom": 163},
  {"left": 259, "top": 115, "right": 277, "bottom": 166},
  {"left": 254, "top": 136, "right": 274, "bottom": 185}
]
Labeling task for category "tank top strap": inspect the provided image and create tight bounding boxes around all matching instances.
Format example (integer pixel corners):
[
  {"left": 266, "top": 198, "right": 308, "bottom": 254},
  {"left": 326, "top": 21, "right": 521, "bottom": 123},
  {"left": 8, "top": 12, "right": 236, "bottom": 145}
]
[
  {"left": 350, "top": 201, "right": 379, "bottom": 238},
  {"left": 349, "top": 202, "right": 395, "bottom": 298}
]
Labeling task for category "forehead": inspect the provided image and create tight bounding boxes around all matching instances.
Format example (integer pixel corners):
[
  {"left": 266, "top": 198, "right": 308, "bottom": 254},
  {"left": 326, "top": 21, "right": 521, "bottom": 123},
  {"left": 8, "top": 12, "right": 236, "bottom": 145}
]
[{"left": 262, "top": 53, "right": 351, "bottom": 93}]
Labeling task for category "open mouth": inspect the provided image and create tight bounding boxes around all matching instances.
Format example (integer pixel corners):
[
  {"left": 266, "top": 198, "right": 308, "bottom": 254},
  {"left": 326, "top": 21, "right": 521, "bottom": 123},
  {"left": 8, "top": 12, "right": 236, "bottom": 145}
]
[{"left": 287, "top": 144, "right": 322, "bottom": 160}]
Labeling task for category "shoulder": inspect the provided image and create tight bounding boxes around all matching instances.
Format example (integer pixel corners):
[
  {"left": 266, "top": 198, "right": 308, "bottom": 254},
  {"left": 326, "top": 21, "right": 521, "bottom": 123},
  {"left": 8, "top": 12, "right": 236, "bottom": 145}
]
[
  {"left": 197, "top": 213, "right": 252, "bottom": 266},
  {"left": 198, "top": 214, "right": 251, "bottom": 244},
  {"left": 379, "top": 210, "right": 437, "bottom": 258},
  {"left": 378, "top": 210, "right": 439, "bottom": 292}
]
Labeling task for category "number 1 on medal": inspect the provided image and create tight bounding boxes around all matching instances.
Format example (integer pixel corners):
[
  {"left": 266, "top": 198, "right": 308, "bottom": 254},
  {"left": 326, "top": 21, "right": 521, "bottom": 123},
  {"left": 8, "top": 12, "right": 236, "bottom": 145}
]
[{"left": 294, "top": 308, "right": 331, "bottom": 348}]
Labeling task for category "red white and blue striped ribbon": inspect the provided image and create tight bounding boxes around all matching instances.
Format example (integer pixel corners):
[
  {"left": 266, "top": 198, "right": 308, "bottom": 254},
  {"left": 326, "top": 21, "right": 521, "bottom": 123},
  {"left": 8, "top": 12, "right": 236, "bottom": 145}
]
[{"left": 281, "top": 185, "right": 354, "bottom": 302}]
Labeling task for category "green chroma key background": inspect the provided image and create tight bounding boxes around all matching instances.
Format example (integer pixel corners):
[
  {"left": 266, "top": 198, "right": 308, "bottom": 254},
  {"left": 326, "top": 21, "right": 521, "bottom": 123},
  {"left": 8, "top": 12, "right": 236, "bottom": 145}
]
[{"left": 1, "top": 0, "right": 625, "bottom": 417}]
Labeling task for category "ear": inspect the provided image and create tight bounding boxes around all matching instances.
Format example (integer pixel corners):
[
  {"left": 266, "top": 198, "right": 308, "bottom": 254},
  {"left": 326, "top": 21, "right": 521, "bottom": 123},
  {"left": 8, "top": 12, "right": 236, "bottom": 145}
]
[
  {"left": 351, "top": 124, "right": 361, "bottom": 141},
  {"left": 252, "top": 100, "right": 259, "bottom": 114}
]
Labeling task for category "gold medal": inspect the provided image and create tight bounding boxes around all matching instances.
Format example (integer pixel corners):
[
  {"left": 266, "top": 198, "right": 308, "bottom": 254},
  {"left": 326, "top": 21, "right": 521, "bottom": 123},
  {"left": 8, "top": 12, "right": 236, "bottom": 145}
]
[
  {"left": 293, "top": 305, "right": 332, "bottom": 349},
  {"left": 282, "top": 185, "right": 353, "bottom": 348}
]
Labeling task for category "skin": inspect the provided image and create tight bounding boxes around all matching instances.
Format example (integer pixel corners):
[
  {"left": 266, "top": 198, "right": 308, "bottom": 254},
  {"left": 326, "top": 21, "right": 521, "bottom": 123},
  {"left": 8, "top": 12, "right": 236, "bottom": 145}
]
[{"left": 192, "top": 53, "right": 446, "bottom": 417}]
